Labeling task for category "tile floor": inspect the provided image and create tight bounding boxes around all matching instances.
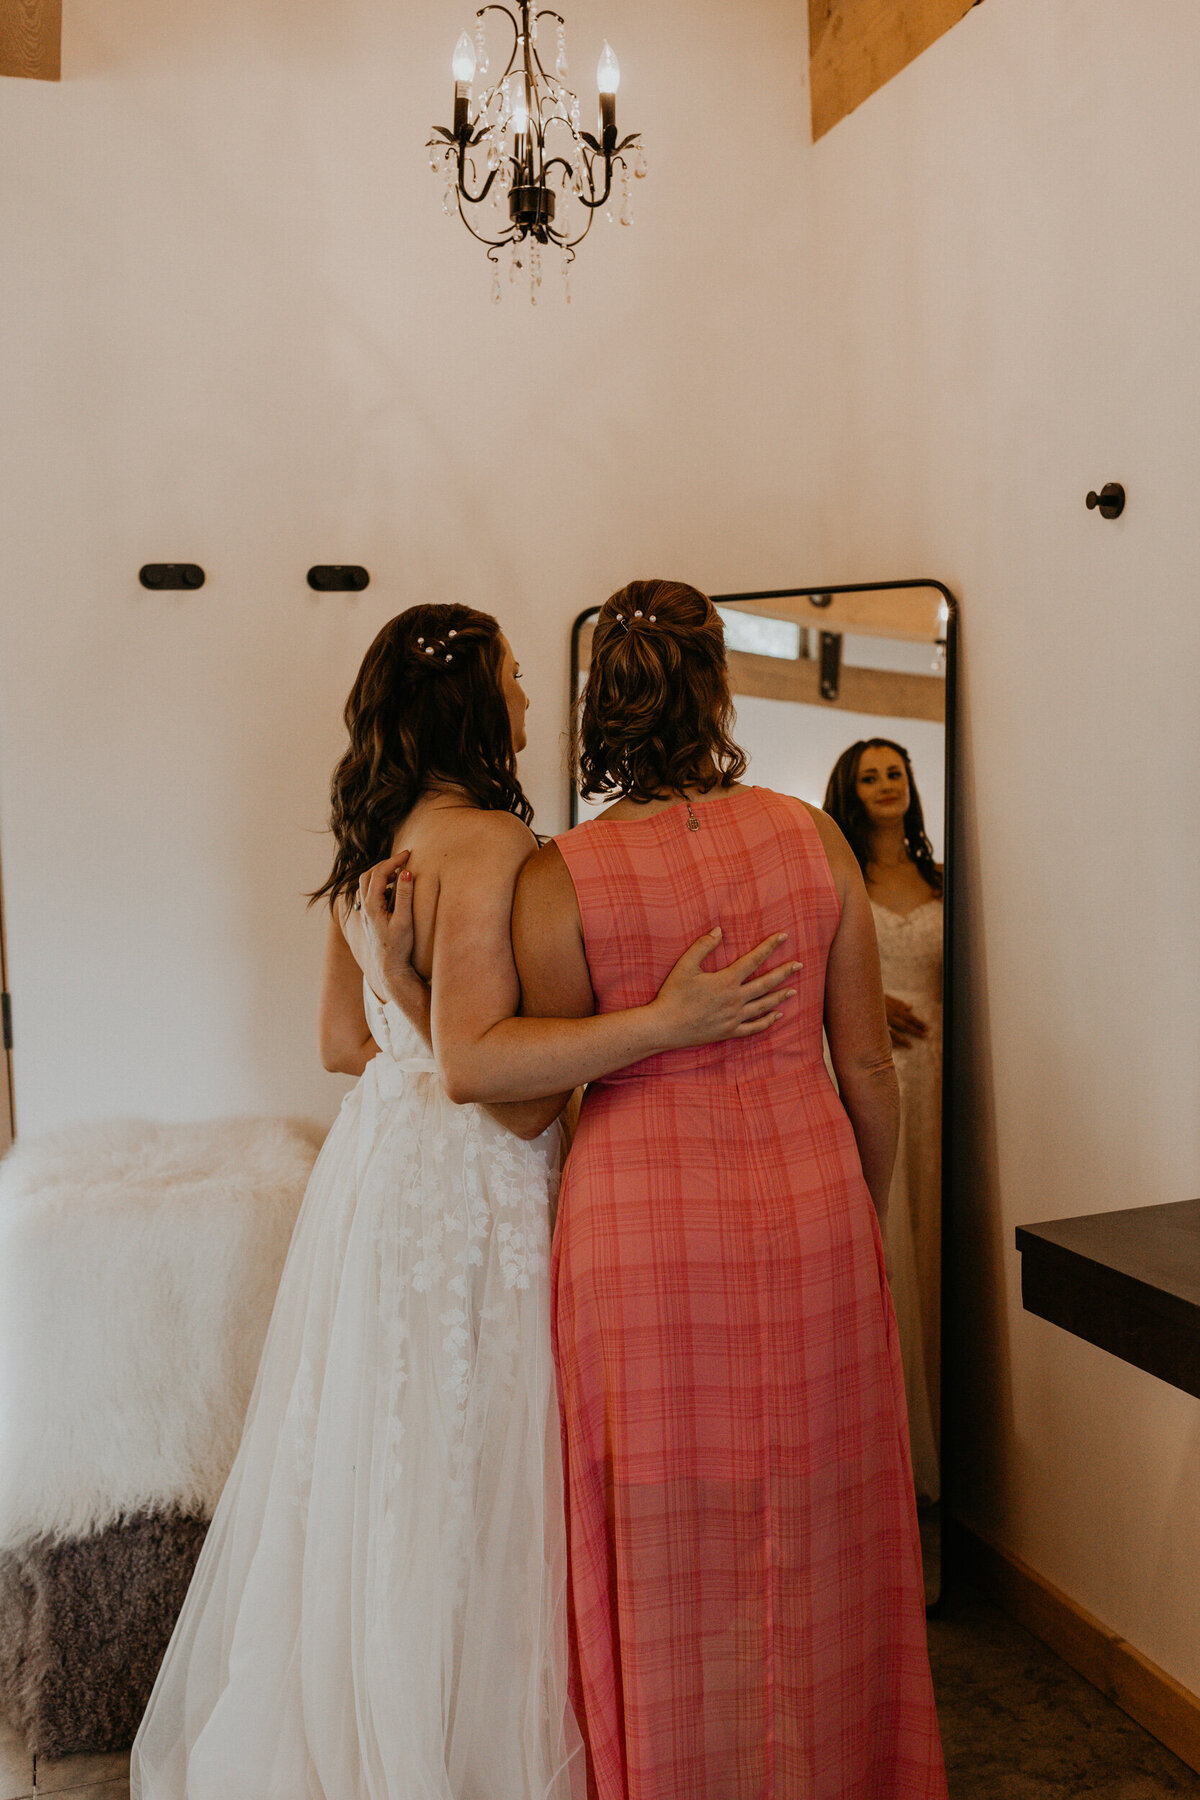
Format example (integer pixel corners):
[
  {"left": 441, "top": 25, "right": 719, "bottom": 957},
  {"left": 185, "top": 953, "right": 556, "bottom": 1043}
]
[
  {"left": 929, "top": 1586, "right": 1200, "bottom": 1799},
  {"left": 2, "top": 1587, "right": 1197, "bottom": 1798}
]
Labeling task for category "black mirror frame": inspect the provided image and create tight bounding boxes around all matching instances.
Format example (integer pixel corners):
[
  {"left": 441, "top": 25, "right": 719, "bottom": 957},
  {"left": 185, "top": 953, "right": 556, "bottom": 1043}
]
[{"left": 568, "top": 578, "right": 960, "bottom": 1612}]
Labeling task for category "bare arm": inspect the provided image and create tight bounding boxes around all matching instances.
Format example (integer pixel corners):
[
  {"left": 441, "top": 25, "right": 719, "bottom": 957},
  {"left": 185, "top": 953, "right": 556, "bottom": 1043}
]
[
  {"left": 317, "top": 912, "right": 380, "bottom": 1077},
  {"left": 810, "top": 809, "right": 900, "bottom": 1222},
  {"left": 363, "top": 823, "right": 797, "bottom": 1109},
  {"left": 504, "top": 839, "right": 598, "bottom": 1137}
]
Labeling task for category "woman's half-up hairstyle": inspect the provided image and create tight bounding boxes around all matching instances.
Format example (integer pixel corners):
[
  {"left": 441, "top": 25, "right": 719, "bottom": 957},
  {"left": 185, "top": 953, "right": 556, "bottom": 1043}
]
[
  {"left": 576, "top": 579, "right": 747, "bottom": 802},
  {"left": 311, "top": 603, "right": 532, "bottom": 911},
  {"left": 822, "top": 738, "right": 943, "bottom": 897}
]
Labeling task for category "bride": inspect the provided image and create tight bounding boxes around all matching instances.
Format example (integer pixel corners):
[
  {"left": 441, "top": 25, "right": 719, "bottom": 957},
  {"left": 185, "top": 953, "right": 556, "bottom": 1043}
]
[{"left": 131, "top": 603, "right": 792, "bottom": 1800}]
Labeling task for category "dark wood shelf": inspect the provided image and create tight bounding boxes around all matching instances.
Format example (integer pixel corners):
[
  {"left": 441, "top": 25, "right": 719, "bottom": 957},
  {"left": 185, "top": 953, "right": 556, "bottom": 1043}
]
[{"left": 1016, "top": 1199, "right": 1200, "bottom": 1400}]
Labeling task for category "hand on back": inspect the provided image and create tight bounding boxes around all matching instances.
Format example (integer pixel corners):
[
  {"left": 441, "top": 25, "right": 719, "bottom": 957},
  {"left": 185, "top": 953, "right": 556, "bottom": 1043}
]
[
  {"left": 345, "top": 851, "right": 417, "bottom": 1005},
  {"left": 651, "top": 930, "right": 801, "bottom": 1048}
]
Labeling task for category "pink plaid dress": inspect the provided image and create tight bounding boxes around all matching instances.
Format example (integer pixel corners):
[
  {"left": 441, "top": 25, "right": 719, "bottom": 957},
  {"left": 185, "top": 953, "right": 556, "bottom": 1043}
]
[{"left": 551, "top": 787, "right": 946, "bottom": 1800}]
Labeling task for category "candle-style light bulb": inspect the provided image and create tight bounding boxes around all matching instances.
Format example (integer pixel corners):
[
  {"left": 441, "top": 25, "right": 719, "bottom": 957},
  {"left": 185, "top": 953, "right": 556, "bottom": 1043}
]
[
  {"left": 511, "top": 73, "right": 529, "bottom": 136},
  {"left": 452, "top": 31, "right": 476, "bottom": 84},
  {"left": 596, "top": 41, "right": 620, "bottom": 95},
  {"left": 452, "top": 31, "right": 475, "bottom": 136},
  {"left": 597, "top": 40, "right": 619, "bottom": 137}
]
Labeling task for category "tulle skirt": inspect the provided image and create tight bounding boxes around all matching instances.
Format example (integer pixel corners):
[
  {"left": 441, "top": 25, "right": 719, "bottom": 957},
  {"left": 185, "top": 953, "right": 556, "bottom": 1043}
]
[{"left": 131, "top": 1041, "right": 582, "bottom": 1800}]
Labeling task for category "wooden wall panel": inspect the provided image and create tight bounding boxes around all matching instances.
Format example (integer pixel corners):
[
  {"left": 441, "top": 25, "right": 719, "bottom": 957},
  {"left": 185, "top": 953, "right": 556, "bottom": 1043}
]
[
  {"left": 809, "top": 0, "right": 978, "bottom": 141},
  {"left": 0, "top": 0, "right": 61, "bottom": 81}
]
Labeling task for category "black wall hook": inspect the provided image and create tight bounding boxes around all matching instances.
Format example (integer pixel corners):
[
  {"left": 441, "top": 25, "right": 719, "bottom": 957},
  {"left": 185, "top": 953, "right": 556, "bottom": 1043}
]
[
  {"left": 140, "top": 564, "right": 205, "bottom": 590},
  {"left": 307, "top": 566, "right": 370, "bottom": 592},
  {"left": 1086, "top": 483, "right": 1125, "bottom": 519}
]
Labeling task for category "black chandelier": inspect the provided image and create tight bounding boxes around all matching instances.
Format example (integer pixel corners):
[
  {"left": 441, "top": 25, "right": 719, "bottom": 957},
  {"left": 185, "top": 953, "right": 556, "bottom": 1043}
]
[{"left": 429, "top": 3, "right": 646, "bottom": 303}]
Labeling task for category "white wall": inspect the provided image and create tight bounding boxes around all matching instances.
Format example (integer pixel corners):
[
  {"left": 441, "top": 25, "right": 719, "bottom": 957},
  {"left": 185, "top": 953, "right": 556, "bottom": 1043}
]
[
  {"left": 797, "top": 0, "right": 1200, "bottom": 1697},
  {"left": 3, "top": 0, "right": 1200, "bottom": 1707},
  {"left": 0, "top": 0, "right": 819, "bottom": 1131}
]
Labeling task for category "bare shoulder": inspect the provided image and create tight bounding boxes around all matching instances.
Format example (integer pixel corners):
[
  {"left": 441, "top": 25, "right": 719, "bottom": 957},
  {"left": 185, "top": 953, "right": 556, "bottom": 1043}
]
[
  {"left": 426, "top": 808, "right": 538, "bottom": 876},
  {"left": 515, "top": 838, "right": 574, "bottom": 901},
  {"left": 797, "top": 801, "right": 861, "bottom": 895}
]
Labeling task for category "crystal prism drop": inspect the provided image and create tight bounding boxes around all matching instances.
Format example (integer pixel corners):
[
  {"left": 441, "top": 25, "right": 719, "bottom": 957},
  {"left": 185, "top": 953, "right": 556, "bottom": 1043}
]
[{"left": 490, "top": 267, "right": 502, "bottom": 304}]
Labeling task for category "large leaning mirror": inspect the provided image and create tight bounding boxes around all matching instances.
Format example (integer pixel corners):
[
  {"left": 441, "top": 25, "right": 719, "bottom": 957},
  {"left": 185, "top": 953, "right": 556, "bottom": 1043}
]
[{"left": 570, "top": 581, "right": 957, "bottom": 1608}]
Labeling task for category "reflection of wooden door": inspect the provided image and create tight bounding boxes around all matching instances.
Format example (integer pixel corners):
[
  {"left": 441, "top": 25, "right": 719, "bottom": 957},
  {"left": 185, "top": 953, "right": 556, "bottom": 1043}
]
[{"left": 0, "top": 835, "right": 14, "bottom": 1152}]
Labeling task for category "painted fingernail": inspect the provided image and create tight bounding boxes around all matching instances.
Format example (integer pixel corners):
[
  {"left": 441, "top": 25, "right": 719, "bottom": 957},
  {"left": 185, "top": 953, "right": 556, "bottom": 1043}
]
[{"left": 400, "top": 870, "right": 412, "bottom": 882}]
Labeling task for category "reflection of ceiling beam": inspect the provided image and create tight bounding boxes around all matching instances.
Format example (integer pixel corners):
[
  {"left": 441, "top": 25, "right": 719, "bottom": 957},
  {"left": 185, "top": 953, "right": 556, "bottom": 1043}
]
[
  {"left": 728, "top": 647, "right": 945, "bottom": 722},
  {"left": 718, "top": 589, "right": 943, "bottom": 645},
  {"left": 0, "top": 0, "right": 61, "bottom": 80},
  {"left": 809, "top": 0, "right": 980, "bottom": 141},
  {"left": 574, "top": 623, "right": 944, "bottom": 724}
]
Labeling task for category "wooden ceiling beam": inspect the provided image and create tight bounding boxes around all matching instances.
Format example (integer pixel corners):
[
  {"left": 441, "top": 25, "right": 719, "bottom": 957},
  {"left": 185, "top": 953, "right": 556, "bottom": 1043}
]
[
  {"left": 727, "top": 646, "right": 945, "bottom": 722},
  {"left": 809, "top": 0, "right": 980, "bottom": 142},
  {"left": 0, "top": 0, "right": 61, "bottom": 81}
]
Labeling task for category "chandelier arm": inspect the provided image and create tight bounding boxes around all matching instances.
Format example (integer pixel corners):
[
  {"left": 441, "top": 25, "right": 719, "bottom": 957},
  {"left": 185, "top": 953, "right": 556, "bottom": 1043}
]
[
  {"left": 454, "top": 186, "right": 516, "bottom": 249},
  {"left": 476, "top": 4, "right": 521, "bottom": 87},
  {"left": 558, "top": 203, "right": 597, "bottom": 251},
  {"left": 456, "top": 210, "right": 516, "bottom": 251},
  {"left": 574, "top": 153, "right": 616, "bottom": 210},
  {"left": 530, "top": 41, "right": 564, "bottom": 91},
  {"left": 541, "top": 102, "right": 582, "bottom": 137},
  {"left": 475, "top": 4, "right": 519, "bottom": 29},
  {"left": 456, "top": 140, "right": 502, "bottom": 205}
]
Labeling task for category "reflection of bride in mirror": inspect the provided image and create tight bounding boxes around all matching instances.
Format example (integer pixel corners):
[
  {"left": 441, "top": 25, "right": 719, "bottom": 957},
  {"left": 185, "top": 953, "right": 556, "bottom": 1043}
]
[{"left": 823, "top": 740, "right": 942, "bottom": 1504}]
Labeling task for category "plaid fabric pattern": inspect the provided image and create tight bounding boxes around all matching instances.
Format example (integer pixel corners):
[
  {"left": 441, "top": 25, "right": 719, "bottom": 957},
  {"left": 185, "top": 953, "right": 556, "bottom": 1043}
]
[{"left": 552, "top": 790, "right": 946, "bottom": 1800}]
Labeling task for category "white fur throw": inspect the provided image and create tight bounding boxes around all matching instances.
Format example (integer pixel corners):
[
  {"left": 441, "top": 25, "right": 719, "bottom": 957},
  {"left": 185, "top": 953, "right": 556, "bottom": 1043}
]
[{"left": 0, "top": 1116, "right": 323, "bottom": 1549}]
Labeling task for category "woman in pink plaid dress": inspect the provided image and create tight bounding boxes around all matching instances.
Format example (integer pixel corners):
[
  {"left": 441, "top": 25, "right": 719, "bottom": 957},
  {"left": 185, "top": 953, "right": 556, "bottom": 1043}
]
[{"left": 513, "top": 580, "right": 947, "bottom": 1800}]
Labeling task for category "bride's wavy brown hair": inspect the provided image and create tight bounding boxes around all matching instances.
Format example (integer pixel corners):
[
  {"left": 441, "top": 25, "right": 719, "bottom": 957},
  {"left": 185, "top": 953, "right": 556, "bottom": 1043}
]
[
  {"left": 311, "top": 603, "right": 533, "bottom": 911},
  {"left": 575, "top": 579, "right": 747, "bottom": 802},
  {"left": 823, "top": 738, "right": 943, "bottom": 897}
]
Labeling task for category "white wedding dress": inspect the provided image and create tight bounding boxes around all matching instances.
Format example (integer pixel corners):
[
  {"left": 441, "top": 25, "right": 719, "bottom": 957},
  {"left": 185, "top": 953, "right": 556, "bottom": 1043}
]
[
  {"left": 872, "top": 898, "right": 943, "bottom": 1507},
  {"left": 131, "top": 986, "right": 582, "bottom": 1800}
]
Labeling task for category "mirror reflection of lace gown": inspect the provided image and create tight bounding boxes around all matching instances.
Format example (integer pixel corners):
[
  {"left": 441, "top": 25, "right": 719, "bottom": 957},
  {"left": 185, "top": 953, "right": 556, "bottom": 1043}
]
[
  {"left": 872, "top": 900, "right": 942, "bottom": 1506},
  {"left": 132, "top": 986, "right": 581, "bottom": 1800}
]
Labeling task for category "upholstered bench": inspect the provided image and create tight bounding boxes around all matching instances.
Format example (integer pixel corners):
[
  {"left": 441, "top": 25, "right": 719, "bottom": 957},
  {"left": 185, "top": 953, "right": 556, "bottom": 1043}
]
[{"left": 0, "top": 1116, "right": 321, "bottom": 1754}]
